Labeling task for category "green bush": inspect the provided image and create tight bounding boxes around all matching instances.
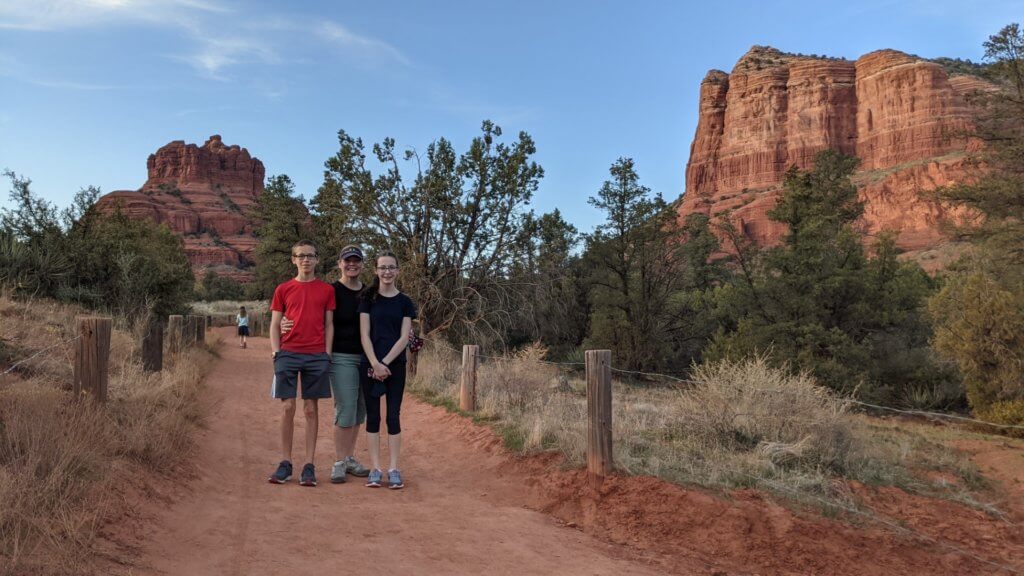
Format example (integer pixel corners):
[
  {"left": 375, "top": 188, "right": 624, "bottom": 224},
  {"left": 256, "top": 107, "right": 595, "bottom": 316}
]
[{"left": 930, "top": 267, "right": 1024, "bottom": 427}]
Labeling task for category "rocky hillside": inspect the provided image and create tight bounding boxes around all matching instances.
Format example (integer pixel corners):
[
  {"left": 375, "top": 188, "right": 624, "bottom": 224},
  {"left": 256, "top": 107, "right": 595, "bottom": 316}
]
[
  {"left": 95, "top": 135, "right": 264, "bottom": 281},
  {"left": 680, "top": 46, "right": 990, "bottom": 268}
]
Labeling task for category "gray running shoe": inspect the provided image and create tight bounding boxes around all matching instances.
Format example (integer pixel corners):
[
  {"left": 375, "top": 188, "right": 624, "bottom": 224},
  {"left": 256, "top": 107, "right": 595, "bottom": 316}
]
[
  {"left": 345, "top": 456, "right": 370, "bottom": 477},
  {"left": 268, "top": 460, "right": 292, "bottom": 484},
  {"left": 331, "top": 460, "right": 347, "bottom": 483},
  {"left": 387, "top": 469, "right": 404, "bottom": 490},
  {"left": 366, "top": 468, "right": 383, "bottom": 488}
]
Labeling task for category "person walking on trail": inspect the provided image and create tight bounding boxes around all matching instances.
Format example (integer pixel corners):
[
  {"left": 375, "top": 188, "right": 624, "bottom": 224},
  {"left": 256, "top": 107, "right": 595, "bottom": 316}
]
[
  {"left": 280, "top": 245, "right": 370, "bottom": 484},
  {"left": 268, "top": 240, "right": 335, "bottom": 487},
  {"left": 236, "top": 306, "right": 250, "bottom": 349},
  {"left": 359, "top": 251, "right": 416, "bottom": 490}
]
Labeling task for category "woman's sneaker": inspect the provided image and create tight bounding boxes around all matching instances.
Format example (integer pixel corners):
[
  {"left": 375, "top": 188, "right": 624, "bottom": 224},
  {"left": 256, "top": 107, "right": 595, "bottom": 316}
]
[
  {"left": 345, "top": 456, "right": 370, "bottom": 477},
  {"left": 331, "top": 460, "right": 347, "bottom": 484},
  {"left": 387, "top": 469, "right": 404, "bottom": 490},
  {"left": 365, "top": 469, "right": 383, "bottom": 488},
  {"left": 299, "top": 463, "right": 317, "bottom": 487},
  {"left": 268, "top": 460, "right": 292, "bottom": 484}
]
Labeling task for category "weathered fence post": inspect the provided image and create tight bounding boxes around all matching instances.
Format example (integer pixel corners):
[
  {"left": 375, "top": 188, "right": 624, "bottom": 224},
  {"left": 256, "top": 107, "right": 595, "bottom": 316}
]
[
  {"left": 459, "top": 344, "right": 479, "bottom": 411},
  {"left": 141, "top": 319, "right": 163, "bottom": 372},
  {"left": 73, "top": 317, "right": 112, "bottom": 402},
  {"left": 194, "top": 315, "right": 206, "bottom": 346},
  {"left": 585, "top": 349, "right": 613, "bottom": 487},
  {"left": 167, "top": 314, "right": 183, "bottom": 353},
  {"left": 181, "top": 316, "right": 194, "bottom": 347}
]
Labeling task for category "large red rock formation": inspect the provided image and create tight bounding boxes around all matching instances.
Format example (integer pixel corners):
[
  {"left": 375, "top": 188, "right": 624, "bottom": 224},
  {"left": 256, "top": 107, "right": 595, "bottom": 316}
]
[
  {"left": 95, "top": 135, "right": 264, "bottom": 281},
  {"left": 680, "top": 46, "right": 987, "bottom": 268}
]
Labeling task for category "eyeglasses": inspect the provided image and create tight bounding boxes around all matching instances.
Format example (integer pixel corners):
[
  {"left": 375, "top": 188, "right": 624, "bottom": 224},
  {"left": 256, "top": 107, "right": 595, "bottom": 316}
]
[
  {"left": 292, "top": 253, "right": 318, "bottom": 260},
  {"left": 376, "top": 265, "right": 399, "bottom": 272}
]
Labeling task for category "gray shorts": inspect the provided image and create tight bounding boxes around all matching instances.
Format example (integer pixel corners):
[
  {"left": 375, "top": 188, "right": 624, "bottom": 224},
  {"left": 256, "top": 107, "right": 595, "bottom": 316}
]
[
  {"left": 330, "top": 353, "right": 366, "bottom": 427},
  {"left": 271, "top": 351, "right": 332, "bottom": 400}
]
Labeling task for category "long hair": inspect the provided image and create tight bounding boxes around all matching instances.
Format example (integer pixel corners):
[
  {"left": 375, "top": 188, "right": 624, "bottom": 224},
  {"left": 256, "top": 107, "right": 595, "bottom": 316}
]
[
  {"left": 363, "top": 250, "right": 399, "bottom": 303},
  {"left": 239, "top": 306, "right": 247, "bottom": 318}
]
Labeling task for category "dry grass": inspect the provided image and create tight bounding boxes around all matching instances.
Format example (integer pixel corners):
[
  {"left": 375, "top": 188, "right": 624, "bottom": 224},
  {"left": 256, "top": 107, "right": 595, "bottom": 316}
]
[
  {"left": 412, "top": 346, "right": 991, "bottom": 515},
  {"left": 190, "top": 300, "right": 268, "bottom": 316},
  {"left": 0, "top": 295, "right": 216, "bottom": 575}
]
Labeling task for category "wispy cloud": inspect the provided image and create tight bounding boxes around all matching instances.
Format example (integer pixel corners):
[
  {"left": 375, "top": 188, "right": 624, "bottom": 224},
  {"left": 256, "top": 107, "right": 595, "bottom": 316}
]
[
  {"left": 317, "top": 21, "right": 411, "bottom": 67},
  {"left": 169, "top": 35, "right": 281, "bottom": 80},
  {"left": 28, "top": 78, "right": 117, "bottom": 90},
  {"left": 0, "top": 0, "right": 226, "bottom": 31},
  {"left": 0, "top": 51, "right": 118, "bottom": 90},
  {"left": 1, "top": 2, "right": 412, "bottom": 85}
]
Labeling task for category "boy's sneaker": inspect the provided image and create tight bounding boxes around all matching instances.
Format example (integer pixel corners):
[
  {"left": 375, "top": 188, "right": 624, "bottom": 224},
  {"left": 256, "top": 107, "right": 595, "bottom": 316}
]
[
  {"left": 345, "top": 456, "right": 370, "bottom": 477},
  {"left": 387, "top": 469, "right": 404, "bottom": 490},
  {"left": 366, "top": 469, "right": 383, "bottom": 488},
  {"left": 331, "top": 460, "right": 347, "bottom": 484},
  {"left": 268, "top": 460, "right": 292, "bottom": 484},
  {"left": 299, "top": 463, "right": 317, "bottom": 487}
]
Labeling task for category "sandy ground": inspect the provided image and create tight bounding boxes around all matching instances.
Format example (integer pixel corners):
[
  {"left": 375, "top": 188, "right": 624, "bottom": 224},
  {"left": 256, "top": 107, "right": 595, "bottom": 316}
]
[
  {"left": 118, "top": 330, "right": 1024, "bottom": 576},
  {"left": 129, "top": 329, "right": 670, "bottom": 576}
]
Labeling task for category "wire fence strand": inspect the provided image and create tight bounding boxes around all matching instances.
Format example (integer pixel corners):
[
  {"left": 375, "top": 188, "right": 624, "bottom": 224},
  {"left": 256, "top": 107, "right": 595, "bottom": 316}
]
[
  {"left": 1, "top": 334, "right": 81, "bottom": 376},
  {"left": 421, "top": 336, "right": 1024, "bottom": 432}
]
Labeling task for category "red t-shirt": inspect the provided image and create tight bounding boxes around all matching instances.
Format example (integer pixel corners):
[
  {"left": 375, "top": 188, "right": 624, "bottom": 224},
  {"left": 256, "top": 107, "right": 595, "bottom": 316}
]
[{"left": 270, "top": 278, "right": 336, "bottom": 354}]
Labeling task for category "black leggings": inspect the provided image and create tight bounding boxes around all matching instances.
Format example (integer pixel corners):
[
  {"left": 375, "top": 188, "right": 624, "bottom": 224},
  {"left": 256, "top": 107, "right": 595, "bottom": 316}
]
[{"left": 362, "top": 362, "right": 406, "bottom": 435}]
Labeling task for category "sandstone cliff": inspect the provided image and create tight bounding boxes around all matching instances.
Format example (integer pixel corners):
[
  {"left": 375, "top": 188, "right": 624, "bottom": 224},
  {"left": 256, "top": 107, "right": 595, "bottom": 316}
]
[
  {"left": 680, "top": 46, "right": 987, "bottom": 268},
  {"left": 95, "top": 135, "right": 264, "bottom": 281}
]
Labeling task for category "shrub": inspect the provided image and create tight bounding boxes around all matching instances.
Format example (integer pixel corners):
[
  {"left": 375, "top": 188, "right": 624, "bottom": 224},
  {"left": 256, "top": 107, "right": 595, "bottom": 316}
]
[
  {"left": 412, "top": 346, "right": 985, "bottom": 513},
  {"left": 931, "top": 268, "right": 1024, "bottom": 429}
]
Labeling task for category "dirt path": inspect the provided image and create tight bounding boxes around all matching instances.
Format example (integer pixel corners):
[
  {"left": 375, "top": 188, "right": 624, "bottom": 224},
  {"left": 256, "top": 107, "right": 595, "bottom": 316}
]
[{"left": 132, "top": 330, "right": 667, "bottom": 576}]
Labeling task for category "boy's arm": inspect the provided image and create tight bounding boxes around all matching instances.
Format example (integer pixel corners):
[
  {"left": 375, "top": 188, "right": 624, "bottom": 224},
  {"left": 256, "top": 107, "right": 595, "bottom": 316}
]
[
  {"left": 323, "top": 310, "right": 334, "bottom": 355},
  {"left": 270, "top": 310, "right": 283, "bottom": 357}
]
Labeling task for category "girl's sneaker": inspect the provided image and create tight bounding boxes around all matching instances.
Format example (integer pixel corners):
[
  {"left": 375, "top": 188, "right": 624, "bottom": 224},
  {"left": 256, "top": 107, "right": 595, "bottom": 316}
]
[
  {"left": 387, "top": 469, "right": 404, "bottom": 490},
  {"left": 366, "top": 469, "right": 383, "bottom": 488}
]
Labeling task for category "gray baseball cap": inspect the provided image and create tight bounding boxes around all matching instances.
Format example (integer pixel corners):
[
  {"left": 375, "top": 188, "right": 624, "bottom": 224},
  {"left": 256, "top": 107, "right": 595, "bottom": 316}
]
[{"left": 338, "top": 245, "right": 364, "bottom": 261}]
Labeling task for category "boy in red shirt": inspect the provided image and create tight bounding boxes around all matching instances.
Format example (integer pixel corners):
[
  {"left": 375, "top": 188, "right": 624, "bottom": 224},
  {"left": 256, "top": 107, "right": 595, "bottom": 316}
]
[{"left": 268, "top": 240, "right": 336, "bottom": 487}]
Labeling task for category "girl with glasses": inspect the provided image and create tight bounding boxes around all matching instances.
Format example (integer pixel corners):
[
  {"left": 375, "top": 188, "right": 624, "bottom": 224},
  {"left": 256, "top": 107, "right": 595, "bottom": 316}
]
[{"left": 358, "top": 251, "right": 416, "bottom": 489}]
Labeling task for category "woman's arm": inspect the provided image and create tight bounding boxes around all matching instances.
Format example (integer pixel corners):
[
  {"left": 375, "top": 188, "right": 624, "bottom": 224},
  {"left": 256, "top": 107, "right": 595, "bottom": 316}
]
[
  {"left": 323, "top": 310, "right": 334, "bottom": 355},
  {"left": 381, "top": 316, "right": 413, "bottom": 365}
]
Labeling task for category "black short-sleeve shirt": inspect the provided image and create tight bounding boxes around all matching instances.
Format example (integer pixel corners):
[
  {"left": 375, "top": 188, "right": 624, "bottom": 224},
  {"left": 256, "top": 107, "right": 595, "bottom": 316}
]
[
  {"left": 331, "top": 281, "right": 364, "bottom": 355},
  {"left": 358, "top": 292, "right": 417, "bottom": 364}
]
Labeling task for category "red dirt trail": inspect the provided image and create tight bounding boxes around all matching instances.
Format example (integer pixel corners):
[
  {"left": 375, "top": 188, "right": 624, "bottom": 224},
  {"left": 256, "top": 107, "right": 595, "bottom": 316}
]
[
  {"left": 119, "top": 330, "right": 1024, "bottom": 576},
  {"left": 125, "top": 330, "right": 668, "bottom": 576}
]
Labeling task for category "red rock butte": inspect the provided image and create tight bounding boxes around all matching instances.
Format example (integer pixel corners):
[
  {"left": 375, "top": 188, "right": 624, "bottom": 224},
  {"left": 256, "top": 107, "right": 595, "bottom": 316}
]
[
  {"left": 95, "top": 135, "right": 265, "bottom": 281},
  {"left": 680, "top": 46, "right": 991, "bottom": 269}
]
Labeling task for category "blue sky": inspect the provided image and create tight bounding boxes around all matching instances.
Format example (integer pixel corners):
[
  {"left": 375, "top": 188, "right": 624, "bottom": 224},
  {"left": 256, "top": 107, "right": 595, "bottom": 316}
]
[{"left": 1, "top": 0, "right": 1019, "bottom": 232}]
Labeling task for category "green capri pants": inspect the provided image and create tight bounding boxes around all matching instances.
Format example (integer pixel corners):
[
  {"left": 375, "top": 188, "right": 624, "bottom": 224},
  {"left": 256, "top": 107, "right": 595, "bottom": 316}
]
[{"left": 330, "top": 353, "right": 366, "bottom": 427}]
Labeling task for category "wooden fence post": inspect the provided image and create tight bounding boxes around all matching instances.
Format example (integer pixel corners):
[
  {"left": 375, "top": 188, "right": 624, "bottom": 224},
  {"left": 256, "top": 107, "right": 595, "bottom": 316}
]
[
  {"left": 586, "top": 349, "right": 613, "bottom": 486},
  {"left": 167, "top": 315, "right": 183, "bottom": 354},
  {"left": 182, "top": 316, "right": 194, "bottom": 347},
  {"left": 74, "top": 317, "right": 112, "bottom": 402},
  {"left": 459, "top": 344, "right": 479, "bottom": 411},
  {"left": 194, "top": 315, "right": 206, "bottom": 346},
  {"left": 141, "top": 319, "right": 163, "bottom": 372}
]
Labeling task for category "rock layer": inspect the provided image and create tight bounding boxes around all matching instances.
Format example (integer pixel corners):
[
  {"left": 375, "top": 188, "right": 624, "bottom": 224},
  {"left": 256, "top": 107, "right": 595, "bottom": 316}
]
[
  {"left": 95, "top": 135, "right": 264, "bottom": 281},
  {"left": 680, "top": 46, "right": 986, "bottom": 266}
]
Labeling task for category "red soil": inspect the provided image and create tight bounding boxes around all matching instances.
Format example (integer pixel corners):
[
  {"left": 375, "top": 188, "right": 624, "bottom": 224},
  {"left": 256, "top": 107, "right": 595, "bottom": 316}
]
[{"left": 100, "top": 330, "right": 1024, "bottom": 575}]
